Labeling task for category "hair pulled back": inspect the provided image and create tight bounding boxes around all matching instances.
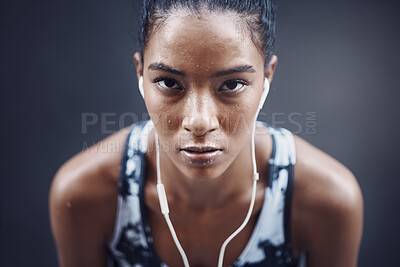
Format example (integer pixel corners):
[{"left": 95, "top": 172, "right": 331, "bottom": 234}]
[{"left": 138, "top": 0, "right": 277, "bottom": 67}]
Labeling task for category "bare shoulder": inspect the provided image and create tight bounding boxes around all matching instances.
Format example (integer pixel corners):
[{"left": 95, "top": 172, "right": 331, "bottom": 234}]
[
  {"left": 291, "top": 135, "right": 363, "bottom": 266},
  {"left": 292, "top": 134, "right": 363, "bottom": 214},
  {"left": 49, "top": 126, "right": 131, "bottom": 266}
]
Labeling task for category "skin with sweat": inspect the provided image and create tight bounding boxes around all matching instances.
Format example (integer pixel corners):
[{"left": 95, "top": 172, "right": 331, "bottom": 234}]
[
  {"left": 50, "top": 8, "right": 363, "bottom": 267},
  {"left": 137, "top": 10, "right": 273, "bottom": 266}
]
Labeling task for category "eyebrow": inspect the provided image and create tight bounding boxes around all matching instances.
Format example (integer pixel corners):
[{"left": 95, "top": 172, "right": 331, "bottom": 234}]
[
  {"left": 148, "top": 63, "right": 185, "bottom": 76},
  {"left": 214, "top": 65, "right": 256, "bottom": 77},
  {"left": 148, "top": 62, "right": 256, "bottom": 77}
]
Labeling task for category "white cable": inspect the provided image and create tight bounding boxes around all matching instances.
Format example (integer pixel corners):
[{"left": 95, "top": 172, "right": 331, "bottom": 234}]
[
  {"left": 164, "top": 214, "right": 190, "bottom": 267},
  {"left": 217, "top": 113, "right": 259, "bottom": 267},
  {"left": 155, "top": 133, "right": 162, "bottom": 184},
  {"left": 217, "top": 178, "right": 258, "bottom": 267},
  {"left": 155, "top": 132, "right": 190, "bottom": 267},
  {"left": 251, "top": 111, "right": 258, "bottom": 177}
]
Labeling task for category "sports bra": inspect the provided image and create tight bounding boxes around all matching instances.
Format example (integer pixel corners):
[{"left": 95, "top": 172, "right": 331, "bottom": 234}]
[{"left": 107, "top": 120, "right": 305, "bottom": 267}]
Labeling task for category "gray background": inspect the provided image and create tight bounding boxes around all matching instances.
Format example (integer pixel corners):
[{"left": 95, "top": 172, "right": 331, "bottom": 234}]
[{"left": 0, "top": 0, "right": 399, "bottom": 266}]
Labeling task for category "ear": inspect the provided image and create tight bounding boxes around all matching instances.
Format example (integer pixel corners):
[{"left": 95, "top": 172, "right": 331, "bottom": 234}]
[
  {"left": 265, "top": 55, "right": 278, "bottom": 83},
  {"left": 134, "top": 52, "right": 143, "bottom": 81}
]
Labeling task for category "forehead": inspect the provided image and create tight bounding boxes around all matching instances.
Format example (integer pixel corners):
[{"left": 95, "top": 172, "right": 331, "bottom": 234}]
[{"left": 143, "top": 10, "right": 264, "bottom": 74}]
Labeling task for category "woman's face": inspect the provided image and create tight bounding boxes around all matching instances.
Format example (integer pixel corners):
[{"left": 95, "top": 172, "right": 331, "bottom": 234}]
[{"left": 137, "top": 10, "right": 274, "bottom": 180}]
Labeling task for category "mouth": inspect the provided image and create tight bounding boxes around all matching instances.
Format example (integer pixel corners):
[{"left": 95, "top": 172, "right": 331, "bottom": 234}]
[{"left": 180, "top": 146, "right": 223, "bottom": 165}]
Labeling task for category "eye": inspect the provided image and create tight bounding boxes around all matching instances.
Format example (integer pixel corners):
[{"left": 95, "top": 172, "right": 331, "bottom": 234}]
[
  {"left": 156, "top": 78, "right": 181, "bottom": 90},
  {"left": 219, "top": 81, "right": 246, "bottom": 92}
]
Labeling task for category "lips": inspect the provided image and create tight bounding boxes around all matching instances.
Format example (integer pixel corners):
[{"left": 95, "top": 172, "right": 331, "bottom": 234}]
[
  {"left": 182, "top": 146, "right": 221, "bottom": 153},
  {"left": 180, "top": 146, "right": 223, "bottom": 165}
]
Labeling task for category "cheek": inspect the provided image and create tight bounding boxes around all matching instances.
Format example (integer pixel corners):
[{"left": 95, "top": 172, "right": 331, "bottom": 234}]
[
  {"left": 219, "top": 102, "right": 257, "bottom": 138},
  {"left": 145, "top": 97, "right": 182, "bottom": 137}
]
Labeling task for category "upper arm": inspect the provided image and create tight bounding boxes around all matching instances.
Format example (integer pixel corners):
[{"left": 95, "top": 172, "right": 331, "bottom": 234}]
[
  {"left": 292, "top": 135, "right": 363, "bottom": 267},
  {"left": 49, "top": 128, "right": 127, "bottom": 267},
  {"left": 304, "top": 174, "right": 363, "bottom": 267},
  {"left": 49, "top": 158, "right": 119, "bottom": 267}
]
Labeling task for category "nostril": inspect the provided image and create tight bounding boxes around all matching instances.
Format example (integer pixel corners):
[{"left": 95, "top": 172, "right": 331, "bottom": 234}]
[
  {"left": 182, "top": 116, "right": 193, "bottom": 132},
  {"left": 182, "top": 116, "right": 218, "bottom": 137}
]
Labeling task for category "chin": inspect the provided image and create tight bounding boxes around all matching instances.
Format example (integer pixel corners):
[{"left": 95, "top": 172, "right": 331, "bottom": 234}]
[{"left": 175, "top": 153, "right": 230, "bottom": 181}]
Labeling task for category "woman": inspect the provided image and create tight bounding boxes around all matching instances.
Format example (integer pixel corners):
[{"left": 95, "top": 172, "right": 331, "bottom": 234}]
[{"left": 50, "top": 0, "right": 363, "bottom": 266}]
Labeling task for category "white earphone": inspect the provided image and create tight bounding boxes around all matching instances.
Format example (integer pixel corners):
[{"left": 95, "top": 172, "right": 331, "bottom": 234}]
[
  {"left": 259, "top": 77, "right": 270, "bottom": 111},
  {"left": 138, "top": 75, "right": 144, "bottom": 98},
  {"left": 141, "top": 75, "right": 270, "bottom": 267}
]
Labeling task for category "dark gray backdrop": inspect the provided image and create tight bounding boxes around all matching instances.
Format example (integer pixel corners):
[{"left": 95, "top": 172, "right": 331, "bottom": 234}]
[{"left": 1, "top": 0, "right": 399, "bottom": 266}]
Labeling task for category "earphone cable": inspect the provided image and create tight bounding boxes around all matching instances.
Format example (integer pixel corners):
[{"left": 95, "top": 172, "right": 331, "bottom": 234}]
[
  {"left": 217, "top": 113, "right": 259, "bottom": 267},
  {"left": 155, "top": 132, "right": 190, "bottom": 267}
]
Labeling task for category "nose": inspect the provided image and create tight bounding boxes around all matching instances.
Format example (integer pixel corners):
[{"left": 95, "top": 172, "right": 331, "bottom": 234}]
[{"left": 182, "top": 94, "right": 218, "bottom": 137}]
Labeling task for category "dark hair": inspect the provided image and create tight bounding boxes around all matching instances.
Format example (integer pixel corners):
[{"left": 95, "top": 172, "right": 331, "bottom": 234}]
[{"left": 138, "top": 0, "right": 277, "bottom": 67}]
